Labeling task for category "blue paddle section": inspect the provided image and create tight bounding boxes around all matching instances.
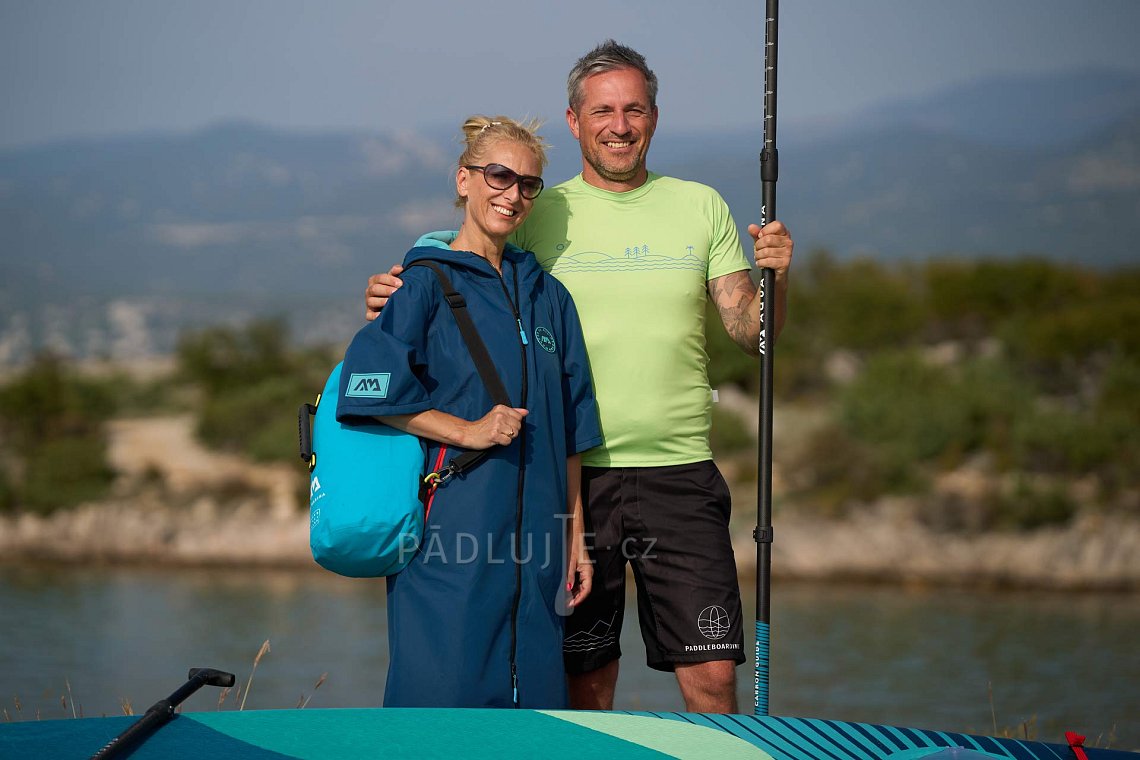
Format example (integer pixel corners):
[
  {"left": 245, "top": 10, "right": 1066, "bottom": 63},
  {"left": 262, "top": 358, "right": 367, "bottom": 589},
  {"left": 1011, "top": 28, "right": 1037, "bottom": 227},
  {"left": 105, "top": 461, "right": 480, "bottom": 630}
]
[{"left": 755, "top": 619, "right": 770, "bottom": 716}]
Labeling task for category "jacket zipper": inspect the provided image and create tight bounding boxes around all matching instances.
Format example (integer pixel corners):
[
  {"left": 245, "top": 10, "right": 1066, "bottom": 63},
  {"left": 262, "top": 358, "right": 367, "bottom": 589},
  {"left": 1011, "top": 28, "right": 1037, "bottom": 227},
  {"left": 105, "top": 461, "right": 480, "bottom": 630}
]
[{"left": 495, "top": 263, "right": 528, "bottom": 707}]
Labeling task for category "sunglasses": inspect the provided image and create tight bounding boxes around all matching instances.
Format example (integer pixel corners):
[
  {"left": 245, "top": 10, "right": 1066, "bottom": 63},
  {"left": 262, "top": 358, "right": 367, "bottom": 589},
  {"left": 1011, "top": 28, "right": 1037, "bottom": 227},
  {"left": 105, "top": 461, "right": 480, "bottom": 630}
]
[{"left": 464, "top": 163, "right": 544, "bottom": 200}]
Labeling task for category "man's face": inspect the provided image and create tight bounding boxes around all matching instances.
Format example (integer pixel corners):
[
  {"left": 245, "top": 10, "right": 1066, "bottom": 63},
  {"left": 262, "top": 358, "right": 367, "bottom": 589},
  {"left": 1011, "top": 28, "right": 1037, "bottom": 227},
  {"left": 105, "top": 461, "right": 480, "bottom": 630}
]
[{"left": 567, "top": 67, "right": 658, "bottom": 191}]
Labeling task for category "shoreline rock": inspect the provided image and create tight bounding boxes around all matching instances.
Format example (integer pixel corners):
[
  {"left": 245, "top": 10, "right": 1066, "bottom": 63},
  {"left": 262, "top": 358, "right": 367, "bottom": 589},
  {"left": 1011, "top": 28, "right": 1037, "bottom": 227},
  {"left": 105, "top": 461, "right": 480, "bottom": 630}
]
[
  {"left": 2, "top": 415, "right": 1137, "bottom": 590},
  {"left": 734, "top": 509, "right": 1140, "bottom": 591},
  {"left": 3, "top": 498, "right": 1138, "bottom": 591}
]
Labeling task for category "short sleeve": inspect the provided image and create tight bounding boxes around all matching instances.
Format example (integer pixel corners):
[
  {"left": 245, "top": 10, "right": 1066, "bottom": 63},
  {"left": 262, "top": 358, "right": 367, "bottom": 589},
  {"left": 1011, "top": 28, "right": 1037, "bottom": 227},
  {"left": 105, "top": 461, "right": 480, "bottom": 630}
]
[
  {"left": 555, "top": 284, "right": 603, "bottom": 455},
  {"left": 336, "top": 276, "right": 436, "bottom": 421},
  {"left": 705, "top": 189, "right": 751, "bottom": 281}
]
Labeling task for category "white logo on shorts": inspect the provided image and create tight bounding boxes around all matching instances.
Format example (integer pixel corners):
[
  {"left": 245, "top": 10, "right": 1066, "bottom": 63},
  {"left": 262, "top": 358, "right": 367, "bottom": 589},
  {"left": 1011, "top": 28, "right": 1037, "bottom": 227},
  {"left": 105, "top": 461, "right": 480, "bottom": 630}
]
[{"left": 698, "top": 605, "right": 730, "bottom": 640}]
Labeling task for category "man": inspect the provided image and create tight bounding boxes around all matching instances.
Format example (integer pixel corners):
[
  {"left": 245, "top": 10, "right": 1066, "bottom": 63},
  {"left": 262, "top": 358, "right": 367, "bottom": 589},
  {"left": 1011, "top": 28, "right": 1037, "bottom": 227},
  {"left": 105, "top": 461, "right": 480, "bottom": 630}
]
[{"left": 366, "top": 40, "right": 792, "bottom": 713}]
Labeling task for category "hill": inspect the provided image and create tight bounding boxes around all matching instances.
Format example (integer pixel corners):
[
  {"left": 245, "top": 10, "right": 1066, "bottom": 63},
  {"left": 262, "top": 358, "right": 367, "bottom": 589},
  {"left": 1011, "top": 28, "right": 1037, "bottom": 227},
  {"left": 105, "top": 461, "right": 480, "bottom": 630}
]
[{"left": 1, "top": 68, "right": 1138, "bottom": 363}]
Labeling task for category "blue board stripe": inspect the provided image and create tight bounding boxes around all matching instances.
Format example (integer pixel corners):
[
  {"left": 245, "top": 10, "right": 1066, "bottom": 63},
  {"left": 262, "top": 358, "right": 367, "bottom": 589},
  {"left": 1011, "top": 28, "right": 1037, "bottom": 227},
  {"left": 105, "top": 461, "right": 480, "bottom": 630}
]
[
  {"left": 921, "top": 729, "right": 952, "bottom": 747},
  {"left": 715, "top": 717, "right": 812, "bottom": 760},
  {"left": 711, "top": 714, "right": 767, "bottom": 742},
  {"left": 821, "top": 719, "right": 896, "bottom": 758},
  {"left": 745, "top": 717, "right": 843, "bottom": 760},
  {"left": 997, "top": 739, "right": 1041, "bottom": 760},
  {"left": 1023, "top": 740, "right": 1067, "bottom": 760},
  {"left": 774, "top": 718, "right": 863, "bottom": 760},
  {"left": 619, "top": 712, "right": 1127, "bottom": 760},
  {"left": 846, "top": 721, "right": 902, "bottom": 756},
  {"left": 683, "top": 714, "right": 723, "bottom": 730},
  {"left": 974, "top": 733, "right": 1015, "bottom": 756},
  {"left": 897, "top": 725, "right": 936, "bottom": 748},
  {"left": 882, "top": 724, "right": 928, "bottom": 750},
  {"left": 802, "top": 718, "right": 879, "bottom": 760},
  {"left": 936, "top": 731, "right": 990, "bottom": 755}
]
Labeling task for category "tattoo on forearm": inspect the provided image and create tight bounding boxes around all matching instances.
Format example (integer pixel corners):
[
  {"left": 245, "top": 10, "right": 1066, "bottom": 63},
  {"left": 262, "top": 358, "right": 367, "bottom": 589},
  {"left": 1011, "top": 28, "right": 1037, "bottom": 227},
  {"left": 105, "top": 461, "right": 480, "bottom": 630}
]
[{"left": 708, "top": 273, "right": 761, "bottom": 353}]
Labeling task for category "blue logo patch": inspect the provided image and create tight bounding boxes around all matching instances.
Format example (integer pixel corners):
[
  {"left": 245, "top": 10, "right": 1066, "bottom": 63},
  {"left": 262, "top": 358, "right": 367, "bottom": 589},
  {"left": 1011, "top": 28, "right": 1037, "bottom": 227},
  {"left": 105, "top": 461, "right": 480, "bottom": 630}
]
[
  {"left": 346, "top": 373, "right": 391, "bottom": 398},
  {"left": 534, "top": 326, "right": 557, "bottom": 353}
]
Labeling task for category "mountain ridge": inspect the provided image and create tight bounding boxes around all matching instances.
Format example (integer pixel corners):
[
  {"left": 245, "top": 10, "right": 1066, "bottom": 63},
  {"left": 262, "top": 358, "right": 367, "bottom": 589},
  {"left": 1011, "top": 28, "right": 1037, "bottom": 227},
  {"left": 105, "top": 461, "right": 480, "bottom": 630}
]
[{"left": 2, "top": 68, "right": 1138, "bottom": 362}]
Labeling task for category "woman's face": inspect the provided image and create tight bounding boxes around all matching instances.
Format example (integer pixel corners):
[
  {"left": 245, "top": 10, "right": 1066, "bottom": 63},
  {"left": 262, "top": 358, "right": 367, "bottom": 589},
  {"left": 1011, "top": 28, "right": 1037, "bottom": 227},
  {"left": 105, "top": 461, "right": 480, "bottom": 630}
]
[{"left": 456, "top": 139, "right": 542, "bottom": 242}]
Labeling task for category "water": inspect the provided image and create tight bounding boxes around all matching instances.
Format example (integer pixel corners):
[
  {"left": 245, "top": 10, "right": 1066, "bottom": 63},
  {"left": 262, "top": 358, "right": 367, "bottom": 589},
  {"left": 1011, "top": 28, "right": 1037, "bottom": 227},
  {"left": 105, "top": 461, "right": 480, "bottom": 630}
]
[{"left": 1, "top": 564, "right": 1136, "bottom": 749}]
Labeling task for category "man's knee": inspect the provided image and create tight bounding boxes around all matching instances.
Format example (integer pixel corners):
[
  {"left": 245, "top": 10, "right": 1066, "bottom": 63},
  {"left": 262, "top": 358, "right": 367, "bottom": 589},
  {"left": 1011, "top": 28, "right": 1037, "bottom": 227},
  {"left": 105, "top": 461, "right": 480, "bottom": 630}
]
[
  {"left": 568, "top": 658, "right": 619, "bottom": 710},
  {"left": 678, "top": 659, "right": 735, "bottom": 686},
  {"left": 675, "top": 660, "right": 737, "bottom": 712}
]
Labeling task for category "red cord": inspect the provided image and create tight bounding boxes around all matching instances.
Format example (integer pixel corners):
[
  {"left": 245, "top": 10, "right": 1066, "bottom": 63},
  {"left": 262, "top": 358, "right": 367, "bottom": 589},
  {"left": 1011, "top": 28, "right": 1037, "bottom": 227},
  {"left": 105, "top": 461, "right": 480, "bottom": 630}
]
[{"left": 424, "top": 446, "right": 448, "bottom": 519}]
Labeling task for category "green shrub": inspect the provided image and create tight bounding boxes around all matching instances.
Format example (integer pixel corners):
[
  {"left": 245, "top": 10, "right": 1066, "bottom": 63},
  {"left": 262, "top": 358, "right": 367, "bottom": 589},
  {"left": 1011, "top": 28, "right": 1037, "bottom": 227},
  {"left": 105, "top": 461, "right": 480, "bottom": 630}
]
[
  {"left": 799, "top": 256, "right": 927, "bottom": 351},
  {"left": 177, "top": 319, "right": 335, "bottom": 464},
  {"left": 1001, "top": 298, "right": 1140, "bottom": 366},
  {"left": 21, "top": 436, "right": 114, "bottom": 513},
  {"left": 197, "top": 376, "right": 309, "bottom": 463},
  {"left": 1096, "top": 355, "right": 1140, "bottom": 425},
  {"left": 982, "top": 479, "right": 1078, "bottom": 531},
  {"left": 710, "top": 406, "right": 753, "bottom": 458},
  {"left": 918, "top": 480, "right": 1078, "bottom": 533},
  {"left": 786, "top": 422, "right": 926, "bottom": 513},
  {"left": 176, "top": 317, "right": 294, "bottom": 397},
  {"left": 0, "top": 470, "right": 16, "bottom": 513},
  {"left": 0, "top": 354, "right": 117, "bottom": 448},
  {"left": 838, "top": 352, "right": 1030, "bottom": 470},
  {"left": 924, "top": 257, "right": 1087, "bottom": 333},
  {"left": 0, "top": 354, "right": 118, "bottom": 513}
]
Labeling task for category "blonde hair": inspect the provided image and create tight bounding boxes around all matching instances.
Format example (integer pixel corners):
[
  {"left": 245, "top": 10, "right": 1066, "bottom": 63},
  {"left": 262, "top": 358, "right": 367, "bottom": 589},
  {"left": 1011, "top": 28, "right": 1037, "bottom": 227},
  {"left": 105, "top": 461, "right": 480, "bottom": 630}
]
[{"left": 455, "top": 115, "right": 549, "bottom": 208}]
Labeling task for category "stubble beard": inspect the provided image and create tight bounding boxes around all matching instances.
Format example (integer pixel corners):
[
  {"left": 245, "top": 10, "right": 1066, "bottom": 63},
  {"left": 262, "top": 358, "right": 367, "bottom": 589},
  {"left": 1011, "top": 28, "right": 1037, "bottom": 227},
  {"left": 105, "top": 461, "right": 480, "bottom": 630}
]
[{"left": 582, "top": 142, "right": 646, "bottom": 184}]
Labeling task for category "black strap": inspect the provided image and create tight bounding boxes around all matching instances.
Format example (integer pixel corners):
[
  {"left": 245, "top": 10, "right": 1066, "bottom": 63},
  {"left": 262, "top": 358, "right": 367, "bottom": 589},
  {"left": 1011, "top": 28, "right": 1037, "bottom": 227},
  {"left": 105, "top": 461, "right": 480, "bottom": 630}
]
[
  {"left": 405, "top": 259, "right": 514, "bottom": 478},
  {"left": 406, "top": 260, "right": 512, "bottom": 407}
]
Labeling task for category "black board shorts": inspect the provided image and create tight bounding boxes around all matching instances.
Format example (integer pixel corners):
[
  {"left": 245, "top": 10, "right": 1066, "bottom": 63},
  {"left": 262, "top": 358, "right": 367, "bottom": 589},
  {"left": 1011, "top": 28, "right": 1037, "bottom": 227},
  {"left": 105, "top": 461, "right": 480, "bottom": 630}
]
[{"left": 563, "top": 460, "right": 746, "bottom": 673}]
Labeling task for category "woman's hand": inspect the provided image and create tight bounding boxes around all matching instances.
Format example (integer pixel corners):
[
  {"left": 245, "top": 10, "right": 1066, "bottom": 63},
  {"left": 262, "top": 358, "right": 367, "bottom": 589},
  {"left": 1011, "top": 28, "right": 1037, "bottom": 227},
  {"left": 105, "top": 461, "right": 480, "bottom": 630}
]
[
  {"left": 565, "top": 528, "right": 593, "bottom": 609},
  {"left": 565, "top": 455, "right": 591, "bottom": 608},
  {"left": 462, "top": 405, "right": 528, "bottom": 449}
]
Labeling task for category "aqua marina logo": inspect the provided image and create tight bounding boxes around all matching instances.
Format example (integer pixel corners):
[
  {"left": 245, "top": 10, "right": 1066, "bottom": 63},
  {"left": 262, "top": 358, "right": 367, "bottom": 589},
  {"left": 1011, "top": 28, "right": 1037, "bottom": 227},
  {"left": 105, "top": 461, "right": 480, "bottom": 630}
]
[
  {"left": 534, "top": 326, "right": 557, "bottom": 353},
  {"left": 346, "top": 373, "right": 391, "bottom": 398}
]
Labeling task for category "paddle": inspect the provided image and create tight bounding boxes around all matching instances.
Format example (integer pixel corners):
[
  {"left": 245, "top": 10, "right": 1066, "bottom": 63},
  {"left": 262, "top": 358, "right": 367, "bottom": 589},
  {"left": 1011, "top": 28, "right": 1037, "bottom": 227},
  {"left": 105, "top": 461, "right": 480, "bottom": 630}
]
[
  {"left": 90, "top": 667, "right": 236, "bottom": 760},
  {"left": 754, "top": 0, "right": 780, "bottom": 718}
]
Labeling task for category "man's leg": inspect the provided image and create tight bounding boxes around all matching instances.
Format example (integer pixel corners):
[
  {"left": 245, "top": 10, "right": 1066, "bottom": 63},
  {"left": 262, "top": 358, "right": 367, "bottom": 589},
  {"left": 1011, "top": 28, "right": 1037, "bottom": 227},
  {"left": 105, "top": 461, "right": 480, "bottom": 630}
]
[
  {"left": 626, "top": 462, "right": 746, "bottom": 713},
  {"left": 675, "top": 660, "right": 737, "bottom": 713},
  {"left": 568, "top": 659, "right": 620, "bottom": 710},
  {"left": 564, "top": 467, "right": 627, "bottom": 709}
]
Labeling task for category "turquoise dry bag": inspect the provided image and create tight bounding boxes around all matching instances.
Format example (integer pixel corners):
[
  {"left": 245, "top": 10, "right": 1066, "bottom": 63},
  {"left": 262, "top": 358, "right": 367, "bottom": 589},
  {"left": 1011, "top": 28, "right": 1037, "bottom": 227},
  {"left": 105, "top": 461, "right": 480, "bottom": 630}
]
[
  {"left": 301, "top": 362, "right": 425, "bottom": 577},
  {"left": 297, "top": 260, "right": 510, "bottom": 578}
]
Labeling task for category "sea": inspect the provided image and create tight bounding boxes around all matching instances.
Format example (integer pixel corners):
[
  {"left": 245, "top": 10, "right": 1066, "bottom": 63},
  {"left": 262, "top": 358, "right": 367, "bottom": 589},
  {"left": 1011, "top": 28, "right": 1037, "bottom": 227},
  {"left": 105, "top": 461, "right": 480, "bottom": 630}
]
[{"left": 1, "top": 563, "right": 1136, "bottom": 750}]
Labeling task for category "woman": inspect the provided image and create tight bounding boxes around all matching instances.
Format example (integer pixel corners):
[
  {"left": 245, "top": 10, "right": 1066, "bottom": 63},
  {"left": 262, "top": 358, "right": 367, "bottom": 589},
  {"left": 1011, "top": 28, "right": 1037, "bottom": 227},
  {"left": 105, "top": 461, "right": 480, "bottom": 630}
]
[{"left": 337, "top": 116, "right": 601, "bottom": 708}]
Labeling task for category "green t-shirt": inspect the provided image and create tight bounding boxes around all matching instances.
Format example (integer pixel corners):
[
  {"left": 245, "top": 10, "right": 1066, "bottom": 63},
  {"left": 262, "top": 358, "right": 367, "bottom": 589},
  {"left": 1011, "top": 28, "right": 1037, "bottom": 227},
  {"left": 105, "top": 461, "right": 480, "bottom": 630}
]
[{"left": 512, "top": 172, "right": 750, "bottom": 467}]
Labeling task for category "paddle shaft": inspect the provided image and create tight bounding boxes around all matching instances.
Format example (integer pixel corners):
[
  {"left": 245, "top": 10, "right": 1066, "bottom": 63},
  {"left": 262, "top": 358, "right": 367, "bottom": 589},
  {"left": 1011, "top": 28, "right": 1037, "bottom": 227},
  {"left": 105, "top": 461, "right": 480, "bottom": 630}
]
[
  {"left": 90, "top": 668, "right": 235, "bottom": 760},
  {"left": 754, "top": 0, "right": 779, "bottom": 718}
]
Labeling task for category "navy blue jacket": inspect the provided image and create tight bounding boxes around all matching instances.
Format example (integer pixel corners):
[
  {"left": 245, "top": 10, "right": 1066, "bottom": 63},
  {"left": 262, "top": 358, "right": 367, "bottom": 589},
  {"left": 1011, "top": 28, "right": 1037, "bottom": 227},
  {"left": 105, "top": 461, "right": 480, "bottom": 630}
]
[{"left": 338, "top": 232, "right": 602, "bottom": 708}]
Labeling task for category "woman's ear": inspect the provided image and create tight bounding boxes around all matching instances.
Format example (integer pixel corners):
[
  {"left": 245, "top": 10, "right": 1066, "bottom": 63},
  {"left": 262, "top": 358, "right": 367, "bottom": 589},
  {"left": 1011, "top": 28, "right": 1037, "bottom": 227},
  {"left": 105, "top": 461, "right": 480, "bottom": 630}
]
[{"left": 456, "top": 167, "right": 469, "bottom": 202}]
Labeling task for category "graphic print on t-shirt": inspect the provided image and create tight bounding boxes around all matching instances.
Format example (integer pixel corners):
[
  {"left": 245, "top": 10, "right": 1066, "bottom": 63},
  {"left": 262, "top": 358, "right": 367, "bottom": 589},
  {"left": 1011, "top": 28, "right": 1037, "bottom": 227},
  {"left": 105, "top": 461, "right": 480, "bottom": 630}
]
[{"left": 546, "top": 242, "right": 705, "bottom": 274}]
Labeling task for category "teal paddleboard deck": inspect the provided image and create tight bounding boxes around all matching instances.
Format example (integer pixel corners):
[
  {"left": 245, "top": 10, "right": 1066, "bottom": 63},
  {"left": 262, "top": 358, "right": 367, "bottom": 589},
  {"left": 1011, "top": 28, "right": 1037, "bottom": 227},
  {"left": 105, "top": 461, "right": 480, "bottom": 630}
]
[{"left": 2, "top": 708, "right": 1133, "bottom": 759}]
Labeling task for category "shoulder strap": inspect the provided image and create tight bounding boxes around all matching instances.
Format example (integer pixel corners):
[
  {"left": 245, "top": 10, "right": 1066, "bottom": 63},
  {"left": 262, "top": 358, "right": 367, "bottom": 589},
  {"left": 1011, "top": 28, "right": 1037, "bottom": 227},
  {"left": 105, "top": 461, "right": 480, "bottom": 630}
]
[
  {"left": 406, "top": 260, "right": 512, "bottom": 407},
  {"left": 404, "top": 259, "right": 513, "bottom": 481}
]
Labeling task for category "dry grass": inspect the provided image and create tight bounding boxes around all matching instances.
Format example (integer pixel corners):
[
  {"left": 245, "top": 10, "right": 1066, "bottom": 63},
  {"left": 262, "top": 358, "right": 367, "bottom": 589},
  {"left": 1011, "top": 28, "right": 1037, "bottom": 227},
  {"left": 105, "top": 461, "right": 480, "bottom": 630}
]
[
  {"left": 3, "top": 642, "right": 333, "bottom": 723},
  {"left": 238, "top": 639, "right": 271, "bottom": 711},
  {"left": 296, "top": 673, "right": 327, "bottom": 709}
]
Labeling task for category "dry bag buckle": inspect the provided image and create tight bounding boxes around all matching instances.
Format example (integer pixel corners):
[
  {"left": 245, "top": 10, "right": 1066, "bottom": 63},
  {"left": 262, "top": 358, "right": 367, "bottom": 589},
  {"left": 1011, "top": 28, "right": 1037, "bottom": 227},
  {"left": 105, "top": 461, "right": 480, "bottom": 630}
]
[{"left": 424, "top": 465, "right": 456, "bottom": 487}]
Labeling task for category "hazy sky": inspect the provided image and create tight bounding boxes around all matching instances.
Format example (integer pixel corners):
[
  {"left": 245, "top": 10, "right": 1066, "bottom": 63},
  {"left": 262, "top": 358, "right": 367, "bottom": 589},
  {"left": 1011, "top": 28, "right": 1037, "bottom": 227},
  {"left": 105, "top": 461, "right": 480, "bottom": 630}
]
[{"left": 3, "top": 0, "right": 1140, "bottom": 148}]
